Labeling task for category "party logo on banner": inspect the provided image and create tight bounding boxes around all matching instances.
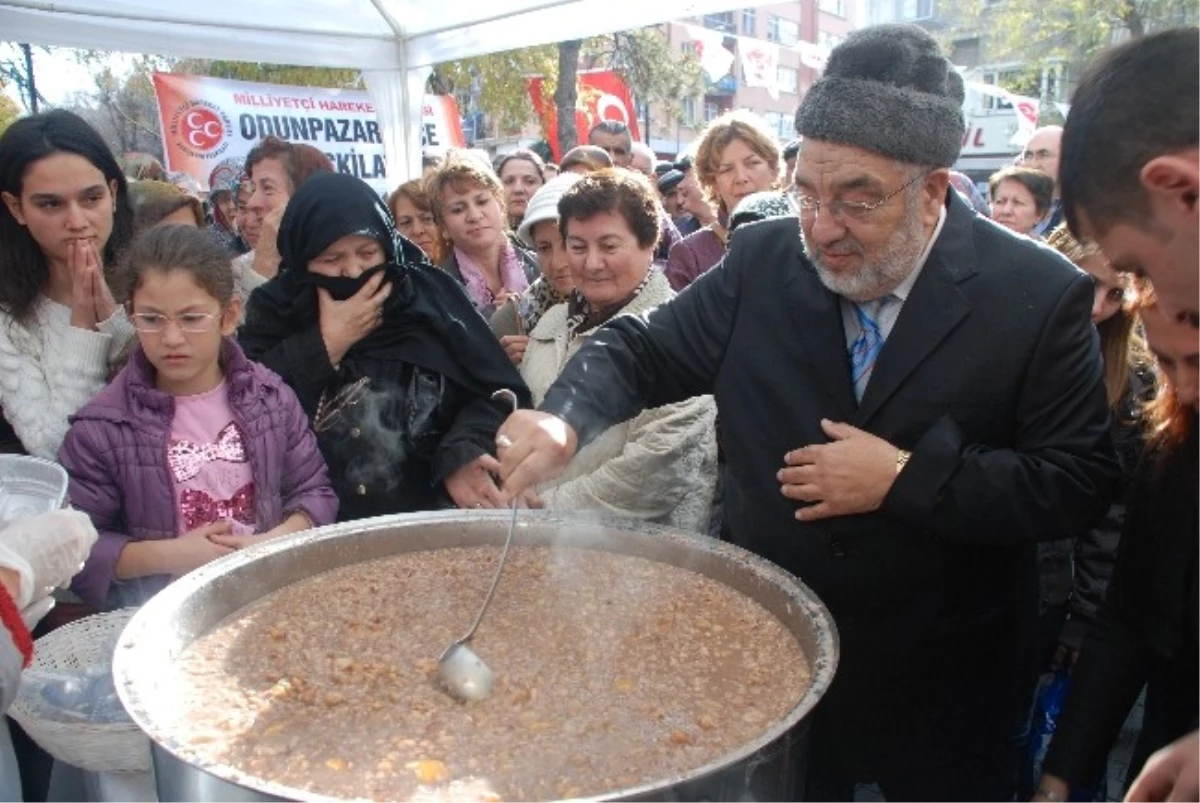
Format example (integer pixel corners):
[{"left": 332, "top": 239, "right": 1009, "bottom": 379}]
[
  {"left": 166, "top": 99, "right": 234, "bottom": 159},
  {"left": 152, "top": 73, "right": 466, "bottom": 194}
]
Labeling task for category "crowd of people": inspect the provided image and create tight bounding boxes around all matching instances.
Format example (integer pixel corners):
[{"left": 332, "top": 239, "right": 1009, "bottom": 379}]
[{"left": 0, "top": 20, "right": 1194, "bottom": 803}]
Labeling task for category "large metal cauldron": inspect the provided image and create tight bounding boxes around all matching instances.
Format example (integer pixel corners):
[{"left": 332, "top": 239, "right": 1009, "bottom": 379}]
[{"left": 114, "top": 511, "right": 839, "bottom": 802}]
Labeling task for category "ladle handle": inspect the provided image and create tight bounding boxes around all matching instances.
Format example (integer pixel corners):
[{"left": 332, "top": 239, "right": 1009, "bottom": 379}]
[
  {"left": 458, "top": 496, "right": 518, "bottom": 645},
  {"left": 456, "top": 389, "right": 521, "bottom": 646}
]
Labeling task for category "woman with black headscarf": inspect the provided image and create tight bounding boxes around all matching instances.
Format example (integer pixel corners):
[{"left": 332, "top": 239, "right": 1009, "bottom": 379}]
[{"left": 239, "top": 172, "right": 530, "bottom": 521}]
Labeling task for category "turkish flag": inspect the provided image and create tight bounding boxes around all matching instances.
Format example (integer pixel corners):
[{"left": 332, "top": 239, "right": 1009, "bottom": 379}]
[{"left": 527, "top": 69, "right": 641, "bottom": 161}]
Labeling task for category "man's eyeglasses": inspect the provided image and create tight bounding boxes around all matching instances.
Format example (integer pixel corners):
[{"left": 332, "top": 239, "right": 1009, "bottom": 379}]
[
  {"left": 786, "top": 173, "right": 925, "bottom": 224},
  {"left": 131, "top": 312, "right": 217, "bottom": 334},
  {"left": 1018, "top": 149, "right": 1057, "bottom": 163}
]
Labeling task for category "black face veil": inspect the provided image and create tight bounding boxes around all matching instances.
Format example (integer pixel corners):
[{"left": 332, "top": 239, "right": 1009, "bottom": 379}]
[{"left": 245, "top": 171, "right": 531, "bottom": 408}]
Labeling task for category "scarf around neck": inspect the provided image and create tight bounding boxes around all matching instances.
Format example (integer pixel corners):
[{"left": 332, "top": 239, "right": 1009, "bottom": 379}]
[
  {"left": 456, "top": 239, "right": 530, "bottom": 311},
  {"left": 565, "top": 270, "right": 655, "bottom": 341}
]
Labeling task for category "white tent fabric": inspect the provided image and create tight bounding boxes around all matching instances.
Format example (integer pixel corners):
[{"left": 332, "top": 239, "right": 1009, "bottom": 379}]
[{"left": 1, "top": 0, "right": 742, "bottom": 183}]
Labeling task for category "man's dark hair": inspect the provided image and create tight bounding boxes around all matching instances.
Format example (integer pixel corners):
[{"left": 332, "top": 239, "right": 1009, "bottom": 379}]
[
  {"left": 1061, "top": 27, "right": 1199, "bottom": 236},
  {"left": 588, "top": 120, "right": 633, "bottom": 161},
  {"left": 588, "top": 120, "right": 631, "bottom": 140},
  {"left": 782, "top": 139, "right": 801, "bottom": 160}
]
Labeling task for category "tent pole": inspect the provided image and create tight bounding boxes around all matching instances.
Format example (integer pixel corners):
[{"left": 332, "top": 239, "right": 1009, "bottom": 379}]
[{"left": 367, "top": 0, "right": 428, "bottom": 187}]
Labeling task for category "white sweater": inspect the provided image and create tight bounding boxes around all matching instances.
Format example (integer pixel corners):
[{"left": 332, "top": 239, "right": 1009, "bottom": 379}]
[
  {"left": 231, "top": 250, "right": 269, "bottom": 305},
  {"left": 0, "top": 297, "right": 135, "bottom": 459},
  {"left": 520, "top": 271, "right": 718, "bottom": 533}
]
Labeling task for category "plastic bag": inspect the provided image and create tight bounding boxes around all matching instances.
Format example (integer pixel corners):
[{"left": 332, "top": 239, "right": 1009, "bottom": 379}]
[
  {"left": 19, "top": 665, "right": 130, "bottom": 724},
  {"left": 1024, "top": 670, "right": 1103, "bottom": 802},
  {"left": 16, "top": 620, "right": 131, "bottom": 726}
]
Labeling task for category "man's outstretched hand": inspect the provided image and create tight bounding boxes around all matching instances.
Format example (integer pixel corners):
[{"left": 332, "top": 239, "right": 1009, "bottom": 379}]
[{"left": 494, "top": 411, "right": 578, "bottom": 503}]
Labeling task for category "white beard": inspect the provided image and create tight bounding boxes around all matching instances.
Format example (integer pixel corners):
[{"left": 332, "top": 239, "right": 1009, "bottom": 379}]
[{"left": 803, "top": 199, "right": 928, "bottom": 302}]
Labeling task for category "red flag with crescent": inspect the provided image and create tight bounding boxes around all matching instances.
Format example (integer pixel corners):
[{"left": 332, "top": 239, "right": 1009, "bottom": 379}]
[{"left": 527, "top": 69, "right": 641, "bottom": 161}]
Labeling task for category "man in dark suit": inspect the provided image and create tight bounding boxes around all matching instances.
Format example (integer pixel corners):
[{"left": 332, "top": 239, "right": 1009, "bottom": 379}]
[{"left": 494, "top": 24, "right": 1119, "bottom": 801}]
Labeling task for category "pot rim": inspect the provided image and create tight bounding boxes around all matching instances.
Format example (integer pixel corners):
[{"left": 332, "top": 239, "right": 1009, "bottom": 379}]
[{"left": 114, "top": 510, "right": 840, "bottom": 801}]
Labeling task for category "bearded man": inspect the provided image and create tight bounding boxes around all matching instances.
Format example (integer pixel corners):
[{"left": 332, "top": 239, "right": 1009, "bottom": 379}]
[{"left": 493, "top": 24, "right": 1119, "bottom": 800}]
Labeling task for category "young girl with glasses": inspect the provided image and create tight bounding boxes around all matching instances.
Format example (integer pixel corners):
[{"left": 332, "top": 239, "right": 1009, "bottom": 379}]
[{"left": 58, "top": 225, "right": 338, "bottom": 611}]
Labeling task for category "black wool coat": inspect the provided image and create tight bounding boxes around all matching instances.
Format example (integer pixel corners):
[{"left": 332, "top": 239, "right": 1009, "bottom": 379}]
[
  {"left": 538, "top": 190, "right": 1120, "bottom": 793},
  {"left": 1043, "top": 423, "right": 1199, "bottom": 791}
]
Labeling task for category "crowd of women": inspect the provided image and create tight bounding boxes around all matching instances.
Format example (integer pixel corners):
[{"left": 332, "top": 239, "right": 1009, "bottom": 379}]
[{"left": 0, "top": 42, "right": 1193, "bottom": 799}]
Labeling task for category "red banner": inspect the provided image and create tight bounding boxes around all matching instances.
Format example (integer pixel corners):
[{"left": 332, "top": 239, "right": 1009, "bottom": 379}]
[
  {"left": 151, "top": 73, "right": 464, "bottom": 194},
  {"left": 526, "top": 70, "right": 641, "bottom": 161}
]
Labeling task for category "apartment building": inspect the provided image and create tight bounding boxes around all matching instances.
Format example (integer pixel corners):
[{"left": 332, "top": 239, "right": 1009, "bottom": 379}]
[
  {"left": 641, "top": 1, "right": 858, "bottom": 159},
  {"left": 864, "top": 0, "right": 1060, "bottom": 179}
]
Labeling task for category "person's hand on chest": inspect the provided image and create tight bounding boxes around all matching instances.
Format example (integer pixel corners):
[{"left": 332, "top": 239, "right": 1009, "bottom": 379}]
[{"left": 777, "top": 418, "right": 909, "bottom": 521}]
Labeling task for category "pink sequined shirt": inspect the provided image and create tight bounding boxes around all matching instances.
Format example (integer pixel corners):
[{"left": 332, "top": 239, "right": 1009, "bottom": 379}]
[{"left": 167, "top": 381, "right": 257, "bottom": 536}]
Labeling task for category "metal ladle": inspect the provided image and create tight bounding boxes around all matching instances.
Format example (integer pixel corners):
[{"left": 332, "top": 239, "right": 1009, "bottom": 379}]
[{"left": 437, "top": 388, "right": 520, "bottom": 703}]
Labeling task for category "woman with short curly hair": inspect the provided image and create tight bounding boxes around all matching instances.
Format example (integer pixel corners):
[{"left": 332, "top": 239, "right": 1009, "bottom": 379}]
[
  {"left": 387, "top": 179, "right": 442, "bottom": 264},
  {"left": 989, "top": 166, "right": 1054, "bottom": 236},
  {"left": 517, "top": 168, "right": 718, "bottom": 532}
]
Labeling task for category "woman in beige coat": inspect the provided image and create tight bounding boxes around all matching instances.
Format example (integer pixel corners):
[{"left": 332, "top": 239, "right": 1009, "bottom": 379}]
[{"left": 517, "top": 169, "right": 717, "bottom": 532}]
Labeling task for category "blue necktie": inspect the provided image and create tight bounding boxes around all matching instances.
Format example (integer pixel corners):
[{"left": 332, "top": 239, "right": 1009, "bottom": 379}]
[{"left": 850, "top": 300, "right": 884, "bottom": 402}]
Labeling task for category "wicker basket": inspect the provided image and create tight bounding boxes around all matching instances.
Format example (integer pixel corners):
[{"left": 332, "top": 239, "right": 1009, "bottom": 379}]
[{"left": 10, "top": 608, "right": 151, "bottom": 773}]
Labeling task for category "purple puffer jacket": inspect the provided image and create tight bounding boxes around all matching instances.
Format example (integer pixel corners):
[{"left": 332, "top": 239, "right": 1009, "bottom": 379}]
[{"left": 59, "top": 337, "right": 338, "bottom": 610}]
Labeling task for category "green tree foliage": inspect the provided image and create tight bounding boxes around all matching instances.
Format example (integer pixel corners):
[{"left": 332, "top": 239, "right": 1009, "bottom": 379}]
[
  {"left": 585, "top": 27, "right": 703, "bottom": 128},
  {"left": 431, "top": 45, "right": 559, "bottom": 136},
  {"left": 431, "top": 27, "right": 702, "bottom": 149},
  {"left": 88, "top": 55, "right": 165, "bottom": 158},
  {"left": 948, "top": 0, "right": 1198, "bottom": 73},
  {"left": 0, "top": 92, "right": 20, "bottom": 134},
  {"left": 171, "top": 59, "right": 363, "bottom": 89},
  {"left": 0, "top": 43, "right": 50, "bottom": 112}
]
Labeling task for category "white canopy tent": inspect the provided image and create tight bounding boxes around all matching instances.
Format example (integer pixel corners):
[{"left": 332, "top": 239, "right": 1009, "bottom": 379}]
[{"left": 1, "top": 0, "right": 742, "bottom": 184}]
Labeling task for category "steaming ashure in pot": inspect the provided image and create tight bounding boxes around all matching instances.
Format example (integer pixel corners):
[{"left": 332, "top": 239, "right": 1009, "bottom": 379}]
[{"left": 164, "top": 545, "right": 811, "bottom": 801}]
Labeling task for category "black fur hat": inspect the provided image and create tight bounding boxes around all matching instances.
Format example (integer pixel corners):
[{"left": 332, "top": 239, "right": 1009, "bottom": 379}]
[
  {"left": 794, "top": 24, "right": 965, "bottom": 167},
  {"left": 730, "top": 191, "right": 793, "bottom": 232}
]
